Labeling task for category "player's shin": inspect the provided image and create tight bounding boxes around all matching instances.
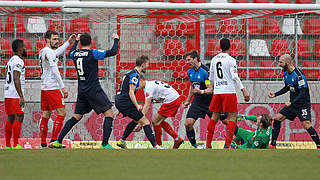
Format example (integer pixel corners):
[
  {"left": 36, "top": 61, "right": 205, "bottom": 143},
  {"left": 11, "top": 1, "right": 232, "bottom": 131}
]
[
  {"left": 225, "top": 121, "right": 236, "bottom": 148},
  {"left": 154, "top": 124, "right": 163, "bottom": 146},
  {"left": 40, "top": 117, "right": 49, "bottom": 144},
  {"left": 306, "top": 127, "right": 320, "bottom": 146},
  {"left": 160, "top": 121, "right": 178, "bottom": 140},
  {"left": 206, "top": 120, "right": 216, "bottom": 148},
  {"left": 143, "top": 125, "right": 157, "bottom": 147},
  {"left": 57, "top": 117, "right": 78, "bottom": 143},
  {"left": 186, "top": 128, "right": 197, "bottom": 147},
  {"left": 271, "top": 120, "right": 281, "bottom": 146},
  {"left": 5, "top": 121, "right": 13, "bottom": 147},
  {"left": 51, "top": 115, "right": 65, "bottom": 140},
  {"left": 12, "top": 121, "right": 22, "bottom": 147},
  {"left": 102, "top": 117, "right": 113, "bottom": 146},
  {"left": 121, "top": 121, "right": 138, "bottom": 140}
]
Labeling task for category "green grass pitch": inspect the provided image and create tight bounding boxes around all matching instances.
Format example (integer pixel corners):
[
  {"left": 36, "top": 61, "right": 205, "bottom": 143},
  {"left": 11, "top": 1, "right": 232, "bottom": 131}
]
[{"left": 0, "top": 149, "right": 319, "bottom": 180}]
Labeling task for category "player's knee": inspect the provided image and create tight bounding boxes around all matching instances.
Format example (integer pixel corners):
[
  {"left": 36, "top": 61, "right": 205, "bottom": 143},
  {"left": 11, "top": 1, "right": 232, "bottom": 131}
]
[
  {"left": 185, "top": 122, "right": 193, "bottom": 131},
  {"left": 139, "top": 117, "right": 150, "bottom": 126},
  {"left": 303, "top": 121, "right": 312, "bottom": 129},
  {"left": 57, "top": 108, "right": 66, "bottom": 117},
  {"left": 42, "top": 111, "right": 51, "bottom": 119},
  {"left": 73, "top": 114, "right": 83, "bottom": 121},
  {"left": 103, "top": 109, "right": 114, "bottom": 118}
]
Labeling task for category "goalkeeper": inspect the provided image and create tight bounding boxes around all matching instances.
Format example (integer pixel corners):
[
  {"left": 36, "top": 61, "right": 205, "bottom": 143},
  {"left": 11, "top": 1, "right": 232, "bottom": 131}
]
[{"left": 230, "top": 114, "right": 272, "bottom": 149}]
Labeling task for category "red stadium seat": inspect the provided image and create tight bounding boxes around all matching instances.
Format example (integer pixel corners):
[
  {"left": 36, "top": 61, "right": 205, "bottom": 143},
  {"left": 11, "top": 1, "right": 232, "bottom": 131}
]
[
  {"left": 172, "top": 60, "right": 188, "bottom": 79},
  {"left": 204, "top": 18, "right": 217, "bottom": 34},
  {"left": 231, "top": 0, "right": 249, "bottom": 14},
  {"left": 295, "top": 0, "right": 311, "bottom": 3},
  {"left": 205, "top": 39, "right": 221, "bottom": 56},
  {"left": 5, "top": 16, "right": 26, "bottom": 33},
  {"left": 35, "top": 38, "right": 46, "bottom": 55},
  {"left": 20, "top": 38, "right": 34, "bottom": 56},
  {"left": 0, "top": 18, "right": 3, "bottom": 32},
  {"left": 48, "top": 16, "right": 68, "bottom": 33},
  {"left": 147, "top": 0, "right": 167, "bottom": 14},
  {"left": 240, "top": 18, "right": 260, "bottom": 34},
  {"left": 238, "top": 60, "right": 257, "bottom": 78},
  {"left": 176, "top": 22, "right": 196, "bottom": 35},
  {"left": 155, "top": 18, "right": 175, "bottom": 36},
  {"left": 0, "top": 38, "right": 12, "bottom": 55},
  {"left": 253, "top": 0, "right": 270, "bottom": 3},
  {"left": 274, "top": 0, "right": 290, "bottom": 3},
  {"left": 1, "top": 59, "right": 9, "bottom": 77},
  {"left": 261, "top": 18, "right": 281, "bottom": 34},
  {"left": 270, "top": 39, "right": 290, "bottom": 57},
  {"left": 25, "top": 59, "right": 41, "bottom": 78},
  {"left": 219, "top": 19, "right": 240, "bottom": 34},
  {"left": 66, "top": 60, "right": 77, "bottom": 78},
  {"left": 186, "top": 39, "right": 198, "bottom": 53},
  {"left": 98, "top": 60, "right": 107, "bottom": 77},
  {"left": 164, "top": 39, "right": 184, "bottom": 56},
  {"left": 69, "top": 17, "right": 90, "bottom": 33},
  {"left": 259, "top": 60, "right": 279, "bottom": 78},
  {"left": 313, "top": 40, "right": 320, "bottom": 57},
  {"left": 291, "top": 40, "right": 311, "bottom": 57},
  {"left": 303, "top": 18, "right": 320, "bottom": 35},
  {"left": 230, "top": 39, "right": 246, "bottom": 56},
  {"left": 302, "top": 61, "right": 320, "bottom": 79}
]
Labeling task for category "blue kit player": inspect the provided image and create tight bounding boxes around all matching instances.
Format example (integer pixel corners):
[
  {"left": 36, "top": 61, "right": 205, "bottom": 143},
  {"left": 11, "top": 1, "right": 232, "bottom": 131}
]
[
  {"left": 268, "top": 54, "right": 320, "bottom": 149},
  {"left": 50, "top": 33, "right": 119, "bottom": 149},
  {"left": 116, "top": 55, "right": 160, "bottom": 149}
]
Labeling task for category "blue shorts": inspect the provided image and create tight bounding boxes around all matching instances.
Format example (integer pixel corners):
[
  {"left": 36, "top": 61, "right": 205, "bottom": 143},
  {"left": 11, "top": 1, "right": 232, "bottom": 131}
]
[
  {"left": 279, "top": 105, "right": 311, "bottom": 122},
  {"left": 115, "top": 95, "right": 144, "bottom": 121},
  {"left": 75, "top": 88, "right": 112, "bottom": 115},
  {"left": 186, "top": 103, "right": 212, "bottom": 120}
]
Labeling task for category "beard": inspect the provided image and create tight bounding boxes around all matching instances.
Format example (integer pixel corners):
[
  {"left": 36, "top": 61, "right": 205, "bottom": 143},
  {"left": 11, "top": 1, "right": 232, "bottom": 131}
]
[
  {"left": 22, "top": 50, "right": 27, "bottom": 58},
  {"left": 51, "top": 43, "right": 58, "bottom": 49},
  {"left": 282, "top": 64, "right": 288, "bottom": 71}
]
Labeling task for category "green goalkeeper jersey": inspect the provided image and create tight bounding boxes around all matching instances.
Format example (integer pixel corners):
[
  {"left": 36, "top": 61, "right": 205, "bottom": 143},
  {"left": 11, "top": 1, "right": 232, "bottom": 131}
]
[{"left": 238, "top": 126, "right": 272, "bottom": 149}]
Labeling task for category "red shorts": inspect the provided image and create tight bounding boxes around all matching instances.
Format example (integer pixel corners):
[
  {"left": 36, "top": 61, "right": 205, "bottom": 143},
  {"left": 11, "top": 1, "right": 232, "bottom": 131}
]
[
  {"left": 41, "top": 89, "right": 65, "bottom": 111},
  {"left": 5, "top": 98, "right": 24, "bottom": 115},
  {"left": 209, "top": 94, "right": 238, "bottom": 113},
  {"left": 158, "top": 96, "right": 183, "bottom": 118}
]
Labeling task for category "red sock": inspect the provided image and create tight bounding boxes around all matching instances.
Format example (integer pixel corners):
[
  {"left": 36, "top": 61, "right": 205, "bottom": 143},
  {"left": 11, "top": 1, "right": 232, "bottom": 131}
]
[
  {"left": 40, "top": 117, "right": 49, "bottom": 144},
  {"left": 206, "top": 120, "right": 216, "bottom": 148},
  {"left": 225, "top": 121, "right": 236, "bottom": 148},
  {"left": 51, "top": 115, "right": 64, "bottom": 140},
  {"left": 5, "top": 121, "right": 13, "bottom": 147},
  {"left": 160, "top": 121, "right": 178, "bottom": 139},
  {"left": 12, "top": 121, "right": 22, "bottom": 147},
  {"left": 154, "top": 125, "right": 162, "bottom": 146}
]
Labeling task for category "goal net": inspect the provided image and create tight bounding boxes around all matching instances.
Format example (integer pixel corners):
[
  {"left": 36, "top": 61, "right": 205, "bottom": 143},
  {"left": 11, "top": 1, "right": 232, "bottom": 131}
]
[{"left": 0, "top": 1, "right": 319, "bottom": 149}]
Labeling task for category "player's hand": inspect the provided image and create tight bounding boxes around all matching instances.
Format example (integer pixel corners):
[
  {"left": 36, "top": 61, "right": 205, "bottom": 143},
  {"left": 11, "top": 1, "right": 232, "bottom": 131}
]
[
  {"left": 19, "top": 96, "right": 25, "bottom": 108},
  {"left": 133, "top": 123, "right": 143, "bottom": 132},
  {"left": 68, "top": 34, "right": 77, "bottom": 44},
  {"left": 268, "top": 92, "right": 275, "bottom": 98},
  {"left": 76, "top": 34, "right": 81, "bottom": 41},
  {"left": 112, "top": 33, "right": 119, "bottom": 40},
  {"left": 183, "top": 101, "right": 190, "bottom": 109},
  {"left": 192, "top": 87, "right": 201, "bottom": 94},
  {"left": 285, "top": 102, "right": 291, "bottom": 107},
  {"left": 137, "top": 105, "right": 143, "bottom": 111},
  {"left": 243, "top": 91, "right": 250, "bottom": 102},
  {"left": 62, "top": 88, "right": 69, "bottom": 99}
]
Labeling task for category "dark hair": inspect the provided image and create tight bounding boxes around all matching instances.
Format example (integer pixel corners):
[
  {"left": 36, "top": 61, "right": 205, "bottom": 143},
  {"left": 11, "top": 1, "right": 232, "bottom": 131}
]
[
  {"left": 45, "top": 30, "right": 58, "bottom": 40},
  {"left": 260, "top": 114, "right": 272, "bottom": 129},
  {"left": 185, "top": 50, "right": 200, "bottom": 62},
  {"left": 12, "top": 39, "right": 24, "bottom": 53},
  {"left": 220, "top": 38, "right": 230, "bottom": 51},
  {"left": 136, "top": 55, "right": 149, "bottom": 67},
  {"left": 80, "top": 33, "right": 92, "bottom": 47}
]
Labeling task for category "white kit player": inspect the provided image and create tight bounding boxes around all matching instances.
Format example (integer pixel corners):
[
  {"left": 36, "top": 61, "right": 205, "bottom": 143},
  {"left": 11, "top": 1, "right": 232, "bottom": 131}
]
[
  {"left": 209, "top": 38, "right": 250, "bottom": 149},
  {"left": 4, "top": 39, "right": 27, "bottom": 149},
  {"left": 38, "top": 30, "right": 76, "bottom": 148},
  {"left": 136, "top": 76, "right": 184, "bottom": 149}
]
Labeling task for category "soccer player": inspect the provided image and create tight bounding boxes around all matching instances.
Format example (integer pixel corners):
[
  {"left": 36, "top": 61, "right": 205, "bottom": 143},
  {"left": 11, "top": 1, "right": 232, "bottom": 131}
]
[
  {"left": 209, "top": 38, "right": 250, "bottom": 149},
  {"left": 231, "top": 114, "right": 272, "bottom": 149},
  {"left": 268, "top": 54, "right": 320, "bottom": 149},
  {"left": 137, "top": 77, "right": 184, "bottom": 149},
  {"left": 50, "top": 33, "right": 119, "bottom": 149},
  {"left": 115, "top": 56, "right": 160, "bottom": 149},
  {"left": 3, "top": 39, "right": 27, "bottom": 149},
  {"left": 39, "top": 30, "right": 76, "bottom": 147},
  {"left": 183, "top": 50, "right": 214, "bottom": 148}
]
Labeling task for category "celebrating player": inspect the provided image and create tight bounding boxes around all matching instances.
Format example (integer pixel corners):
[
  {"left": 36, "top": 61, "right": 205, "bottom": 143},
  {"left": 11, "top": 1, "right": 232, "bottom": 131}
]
[
  {"left": 183, "top": 50, "right": 214, "bottom": 148},
  {"left": 209, "top": 38, "right": 250, "bottom": 149},
  {"left": 137, "top": 77, "right": 184, "bottom": 149},
  {"left": 4, "top": 39, "right": 27, "bottom": 149},
  {"left": 268, "top": 54, "right": 320, "bottom": 149},
  {"left": 38, "top": 30, "right": 76, "bottom": 148},
  {"left": 231, "top": 114, "right": 272, "bottom": 149},
  {"left": 50, "top": 33, "right": 119, "bottom": 149},
  {"left": 116, "top": 56, "right": 160, "bottom": 149}
]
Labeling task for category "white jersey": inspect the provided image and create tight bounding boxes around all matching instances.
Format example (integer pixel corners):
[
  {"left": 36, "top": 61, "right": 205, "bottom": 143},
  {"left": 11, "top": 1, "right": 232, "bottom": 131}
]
[
  {"left": 209, "top": 53, "right": 244, "bottom": 94},
  {"left": 144, "top": 80, "right": 180, "bottom": 104},
  {"left": 39, "top": 42, "right": 69, "bottom": 90},
  {"left": 4, "top": 55, "right": 25, "bottom": 98}
]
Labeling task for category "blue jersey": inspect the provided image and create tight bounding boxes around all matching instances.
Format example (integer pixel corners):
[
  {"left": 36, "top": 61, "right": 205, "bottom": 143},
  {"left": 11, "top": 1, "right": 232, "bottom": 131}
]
[
  {"left": 187, "top": 64, "right": 212, "bottom": 106},
  {"left": 117, "top": 68, "right": 140, "bottom": 100},
  {"left": 277, "top": 68, "right": 310, "bottom": 106}
]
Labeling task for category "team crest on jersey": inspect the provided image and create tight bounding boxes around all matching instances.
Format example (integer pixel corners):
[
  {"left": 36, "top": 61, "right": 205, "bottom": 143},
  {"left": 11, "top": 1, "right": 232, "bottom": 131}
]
[
  {"left": 132, "top": 77, "right": 138, "bottom": 85},
  {"left": 98, "top": 50, "right": 104, "bottom": 53},
  {"left": 16, "top": 64, "right": 23, "bottom": 69}
]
